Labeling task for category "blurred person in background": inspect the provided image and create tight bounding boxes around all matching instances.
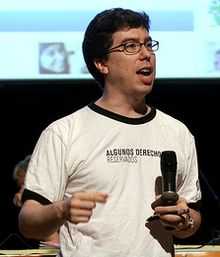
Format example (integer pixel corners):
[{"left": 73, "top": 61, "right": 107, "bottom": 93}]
[
  {"left": 13, "top": 155, "right": 59, "bottom": 248},
  {"left": 13, "top": 155, "right": 31, "bottom": 208}
]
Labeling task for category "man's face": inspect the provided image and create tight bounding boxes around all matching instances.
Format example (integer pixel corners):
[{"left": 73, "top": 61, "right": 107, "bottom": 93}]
[
  {"left": 16, "top": 168, "right": 26, "bottom": 187},
  {"left": 100, "top": 27, "right": 156, "bottom": 97}
]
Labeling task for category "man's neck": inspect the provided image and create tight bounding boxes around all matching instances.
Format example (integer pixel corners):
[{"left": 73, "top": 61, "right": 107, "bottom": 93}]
[{"left": 95, "top": 96, "right": 150, "bottom": 118}]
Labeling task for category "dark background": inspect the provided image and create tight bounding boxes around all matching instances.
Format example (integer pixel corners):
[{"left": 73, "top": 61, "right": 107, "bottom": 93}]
[{"left": 0, "top": 78, "right": 220, "bottom": 248}]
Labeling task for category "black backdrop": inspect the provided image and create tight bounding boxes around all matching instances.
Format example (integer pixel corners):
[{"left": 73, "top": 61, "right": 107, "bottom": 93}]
[{"left": 0, "top": 78, "right": 220, "bottom": 247}]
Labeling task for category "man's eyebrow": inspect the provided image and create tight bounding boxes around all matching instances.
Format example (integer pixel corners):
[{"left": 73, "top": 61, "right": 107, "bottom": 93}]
[{"left": 120, "top": 36, "right": 152, "bottom": 44}]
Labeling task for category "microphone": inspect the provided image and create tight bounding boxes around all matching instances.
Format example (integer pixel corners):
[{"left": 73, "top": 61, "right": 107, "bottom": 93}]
[
  {"left": 146, "top": 151, "right": 180, "bottom": 224},
  {"left": 151, "top": 151, "right": 179, "bottom": 210},
  {"left": 160, "top": 151, "right": 179, "bottom": 205}
]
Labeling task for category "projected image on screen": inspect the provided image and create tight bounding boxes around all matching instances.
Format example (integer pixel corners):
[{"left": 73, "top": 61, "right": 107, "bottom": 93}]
[
  {"left": 39, "top": 42, "right": 73, "bottom": 74},
  {"left": 214, "top": 49, "right": 220, "bottom": 71},
  {"left": 0, "top": 0, "right": 219, "bottom": 80},
  {"left": 209, "top": 0, "right": 220, "bottom": 26}
]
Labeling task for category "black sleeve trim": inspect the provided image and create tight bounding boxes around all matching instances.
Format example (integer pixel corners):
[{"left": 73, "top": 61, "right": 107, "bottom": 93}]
[
  {"left": 22, "top": 189, "right": 52, "bottom": 205},
  {"left": 188, "top": 200, "right": 202, "bottom": 211}
]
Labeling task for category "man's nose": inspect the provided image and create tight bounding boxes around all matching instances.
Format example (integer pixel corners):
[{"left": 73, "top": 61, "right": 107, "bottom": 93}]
[{"left": 139, "top": 44, "right": 153, "bottom": 60}]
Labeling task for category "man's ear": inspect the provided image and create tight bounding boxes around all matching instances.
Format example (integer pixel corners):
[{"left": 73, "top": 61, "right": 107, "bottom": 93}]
[{"left": 94, "top": 59, "right": 108, "bottom": 75}]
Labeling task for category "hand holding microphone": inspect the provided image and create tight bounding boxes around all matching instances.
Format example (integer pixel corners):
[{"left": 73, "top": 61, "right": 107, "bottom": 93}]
[{"left": 147, "top": 151, "right": 193, "bottom": 231}]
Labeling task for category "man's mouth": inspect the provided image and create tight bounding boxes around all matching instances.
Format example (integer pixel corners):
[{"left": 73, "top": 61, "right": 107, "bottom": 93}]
[{"left": 136, "top": 67, "right": 152, "bottom": 76}]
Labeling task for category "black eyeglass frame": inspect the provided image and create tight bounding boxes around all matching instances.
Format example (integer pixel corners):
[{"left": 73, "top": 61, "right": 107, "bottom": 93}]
[{"left": 106, "top": 40, "right": 159, "bottom": 55}]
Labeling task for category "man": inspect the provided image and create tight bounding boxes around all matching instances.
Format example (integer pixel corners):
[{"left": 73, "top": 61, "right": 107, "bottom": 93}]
[{"left": 19, "top": 8, "right": 201, "bottom": 257}]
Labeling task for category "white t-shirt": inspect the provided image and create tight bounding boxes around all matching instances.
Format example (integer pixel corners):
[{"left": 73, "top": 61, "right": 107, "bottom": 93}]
[{"left": 24, "top": 103, "right": 201, "bottom": 257}]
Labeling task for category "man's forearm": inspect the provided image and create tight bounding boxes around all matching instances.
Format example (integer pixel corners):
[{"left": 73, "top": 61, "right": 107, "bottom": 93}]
[{"left": 19, "top": 199, "right": 66, "bottom": 240}]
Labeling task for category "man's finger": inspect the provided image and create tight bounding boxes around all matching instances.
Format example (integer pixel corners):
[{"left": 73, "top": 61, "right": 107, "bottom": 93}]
[
  {"left": 71, "top": 199, "right": 96, "bottom": 209},
  {"left": 73, "top": 191, "right": 108, "bottom": 203},
  {"left": 70, "top": 208, "right": 93, "bottom": 218}
]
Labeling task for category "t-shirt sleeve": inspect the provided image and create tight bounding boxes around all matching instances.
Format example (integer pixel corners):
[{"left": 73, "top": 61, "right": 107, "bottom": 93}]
[
  {"left": 177, "top": 131, "right": 202, "bottom": 207},
  {"left": 24, "top": 126, "right": 68, "bottom": 203}
]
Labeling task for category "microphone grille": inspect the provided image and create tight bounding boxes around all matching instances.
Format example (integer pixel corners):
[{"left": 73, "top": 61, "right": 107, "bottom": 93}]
[{"left": 160, "top": 151, "right": 177, "bottom": 174}]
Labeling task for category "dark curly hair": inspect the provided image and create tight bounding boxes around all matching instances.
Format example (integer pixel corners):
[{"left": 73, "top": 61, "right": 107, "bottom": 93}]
[{"left": 82, "top": 8, "right": 150, "bottom": 88}]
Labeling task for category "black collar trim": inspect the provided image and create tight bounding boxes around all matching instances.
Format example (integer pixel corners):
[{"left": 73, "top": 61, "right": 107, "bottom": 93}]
[{"left": 88, "top": 102, "right": 156, "bottom": 125}]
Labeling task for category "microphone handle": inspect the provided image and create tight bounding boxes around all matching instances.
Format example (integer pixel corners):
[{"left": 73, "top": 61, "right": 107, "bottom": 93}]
[
  {"left": 151, "top": 191, "right": 179, "bottom": 209},
  {"left": 161, "top": 191, "right": 179, "bottom": 205}
]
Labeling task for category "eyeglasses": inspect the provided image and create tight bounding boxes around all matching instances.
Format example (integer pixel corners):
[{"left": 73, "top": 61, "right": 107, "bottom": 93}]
[{"left": 106, "top": 40, "right": 159, "bottom": 55}]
